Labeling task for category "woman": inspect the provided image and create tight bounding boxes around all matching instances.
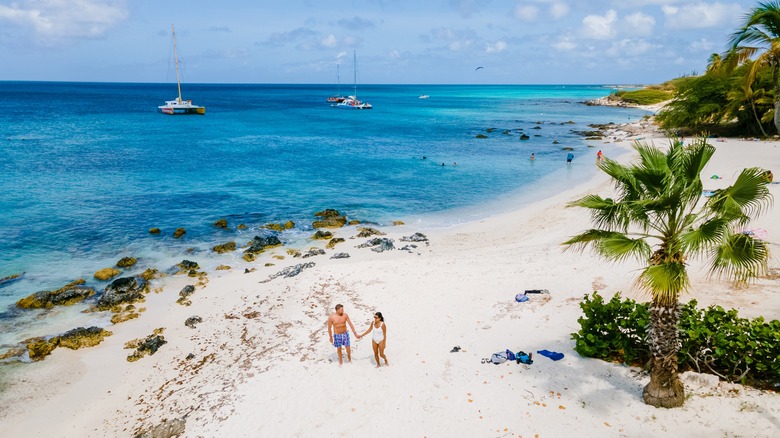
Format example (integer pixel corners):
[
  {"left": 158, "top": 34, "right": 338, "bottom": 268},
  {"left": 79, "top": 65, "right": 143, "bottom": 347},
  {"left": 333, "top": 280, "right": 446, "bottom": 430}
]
[{"left": 358, "top": 312, "right": 388, "bottom": 367}]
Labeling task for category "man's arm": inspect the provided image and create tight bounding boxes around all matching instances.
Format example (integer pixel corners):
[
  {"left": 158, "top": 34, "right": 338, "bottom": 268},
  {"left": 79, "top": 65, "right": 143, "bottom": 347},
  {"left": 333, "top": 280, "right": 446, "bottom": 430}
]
[
  {"left": 346, "top": 314, "right": 358, "bottom": 335},
  {"left": 327, "top": 316, "right": 333, "bottom": 341}
]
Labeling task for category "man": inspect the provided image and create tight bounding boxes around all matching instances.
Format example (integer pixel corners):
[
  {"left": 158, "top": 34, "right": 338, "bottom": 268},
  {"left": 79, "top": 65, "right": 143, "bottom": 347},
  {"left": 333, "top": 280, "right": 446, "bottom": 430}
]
[{"left": 327, "top": 304, "right": 358, "bottom": 365}]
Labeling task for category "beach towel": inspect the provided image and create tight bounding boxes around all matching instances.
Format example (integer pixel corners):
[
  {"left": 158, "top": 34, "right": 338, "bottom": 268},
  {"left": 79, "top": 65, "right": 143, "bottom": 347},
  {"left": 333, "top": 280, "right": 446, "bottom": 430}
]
[
  {"left": 491, "top": 352, "right": 508, "bottom": 364},
  {"left": 742, "top": 228, "right": 768, "bottom": 240},
  {"left": 537, "top": 349, "right": 565, "bottom": 361}
]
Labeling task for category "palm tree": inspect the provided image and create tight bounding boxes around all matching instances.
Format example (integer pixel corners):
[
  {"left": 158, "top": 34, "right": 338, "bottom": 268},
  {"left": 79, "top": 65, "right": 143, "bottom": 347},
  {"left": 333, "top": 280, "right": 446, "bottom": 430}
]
[
  {"left": 563, "top": 138, "right": 771, "bottom": 408},
  {"left": 727, "top": 0, "right": 780, "bottom": 133}
]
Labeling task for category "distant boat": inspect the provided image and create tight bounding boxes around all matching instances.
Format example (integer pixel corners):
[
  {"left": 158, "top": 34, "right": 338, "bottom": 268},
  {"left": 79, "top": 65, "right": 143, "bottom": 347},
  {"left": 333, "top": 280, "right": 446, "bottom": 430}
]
[
  {"left": 326, "top": 64, "right": 346, "bottom": 103},
  {"left": 418, "top": 94, "right": 430, "bottom": 99},
  {"left": 333, "top": 51, "right": 372, "bottom": 110},
  {"left": 158, "top": 24, "right": 205, "bottom": 115}
]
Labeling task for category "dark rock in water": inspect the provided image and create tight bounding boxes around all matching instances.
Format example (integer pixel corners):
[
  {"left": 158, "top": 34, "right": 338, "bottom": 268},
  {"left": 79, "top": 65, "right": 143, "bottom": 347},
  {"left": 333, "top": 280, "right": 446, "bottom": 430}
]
[
  {"left": 356, "top": 227, "right": 385, "bottom": 238},
  {"left": 331, "top": 253, "right": 350, "bottom": 259},
  {"left": 314, "top": 209, "right": 341, "bottom": 218},
  {"left": 520, "top": 134, "right": 530, "bottom": 140},
  {"left": 214, "top": 218, "right": 228, "bottom": 229},
  {"left": 134, "top": 417, "right": 186, "bottom": 438},
  {"left": 213, "top": 241, "right": 237, "bottom": 254},
  {"left": 326, "top": 237, "right": 345, "bottom": 249},
  {"left": 179, "top": 285, "right": 196, "bottom": 298},
  {"left": 532, "top": 126, "right": 542, "bottom": 129},
  {"left": 400, "top": 232, "right": 428, "bottom": 243},
  {"left": 116, "top": 257, "right": 137, "bottom": 268},
  {"left": 16, "top": 279, "right": 96, "bottom": 309},
  {"left": 178, "top": 260, "right": 199, "bottom": 270},
  {"left": 173, "top": 228, "right": 186, "bottom": 238},
  {"left": 237, "top": 223, "right": 247, "bottom": 230},
  {"left": 312, "top": 215, "right": 347, "bottom": 229},
  {"left": 302, "top": 248, "right": 326, "bottom": 258},
  {"left": 245, "top": 235, "right": 283, "bottom": 254},
  {"left": 475, "top": 134, "right": 488, "bottom": 139},
  {"left": 552, "top": 140, "right": 560, "bottom": 144},
  {"left": 358, "top": 238, "right": 395, "bottom": 252},
  {"left": 0, "top": 272, "right": 24, "bottom": 286},
  {"left": 56, "top": 326, "right": 112, "bottom": 349},
  {"left": 185, "top": 315, "right": 203, "bottom": 329},
  {"left": 149, "top": 228, "right": 161, "bottom": 235},
  {"left": 312, "top": 230, "right": 333, "bottom": 240},
  {"left": 94, "top": 268, "right": 121, "bottom": 281},
  {"left": 95, "top": 277, "right": 147, "bottom": 310},
  {"left": 561, "top": 147, "right": 574, "bottom": 151},
  {"left": 259, "top": 262, "right": 316, "bottom": 283}
]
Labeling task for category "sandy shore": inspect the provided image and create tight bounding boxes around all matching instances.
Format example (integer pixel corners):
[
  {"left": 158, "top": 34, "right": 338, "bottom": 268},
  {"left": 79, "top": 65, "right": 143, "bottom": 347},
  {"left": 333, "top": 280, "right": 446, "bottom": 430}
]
[{"left": 1, "top": 127, "right": 778, "bottom": 437}]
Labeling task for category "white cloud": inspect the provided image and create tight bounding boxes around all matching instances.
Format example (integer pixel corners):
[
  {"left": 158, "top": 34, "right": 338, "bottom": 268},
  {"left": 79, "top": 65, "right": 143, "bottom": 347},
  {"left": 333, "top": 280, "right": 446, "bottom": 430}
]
[
  {"left": 662, "top": 2, "right": 742, "bottom": 29},
  {"left": 486, "top": 40, "right": 508, "bottom": 53},
  {"left": 321, "top": 34, "right": 337, "bottom": 48},
  {"left": 623, "top": 12, "right": 655, "bottom": 36},
  {"left": 449, "top": 0, "right": 489, "bottom": 18},
  {"left": 550, "top": 3, "right": 570, "bottom": 20},
  {"left": 514, "top": 5, "right": 539, "bottom": 22},
  {"left": 582, "top": 10, "right": 617, "bottom": 40},
  {"left": 690, "top": 38, "right": 714, "bottom": 51},
  {"left": 606, "top": 38, "right": 656, "bottom": 57},
  {"left": 0, "top": 0, "right": 128, "bottom": 44},
  {"left": 389, "top": 49, "right": 401, "bottom": 59},
  {"left": 553, "top": 36, "right": 577, "bottom": 51}
]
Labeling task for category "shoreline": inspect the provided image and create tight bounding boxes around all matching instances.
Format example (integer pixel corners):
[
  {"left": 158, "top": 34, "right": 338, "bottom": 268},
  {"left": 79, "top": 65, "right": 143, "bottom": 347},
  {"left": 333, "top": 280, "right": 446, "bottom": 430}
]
[{"left": 1, "top": 123, "right": 779, "bottom": 436}]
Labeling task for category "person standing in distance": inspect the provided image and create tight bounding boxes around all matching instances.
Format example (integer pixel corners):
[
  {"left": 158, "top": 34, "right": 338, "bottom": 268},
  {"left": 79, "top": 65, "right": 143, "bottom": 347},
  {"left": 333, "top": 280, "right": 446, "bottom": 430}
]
[
  {"left": 328, "top": 304, "right": 358, "bottom": 365},
  {"left": 566, "top": 152, "right": 574, "bottom": 165}
]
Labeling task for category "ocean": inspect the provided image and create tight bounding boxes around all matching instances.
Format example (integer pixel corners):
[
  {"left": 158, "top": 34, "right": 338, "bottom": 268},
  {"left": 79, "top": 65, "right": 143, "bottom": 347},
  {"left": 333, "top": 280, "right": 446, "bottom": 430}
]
[{"left": 0, "top": 82, "right": 648, "bottom": 352}]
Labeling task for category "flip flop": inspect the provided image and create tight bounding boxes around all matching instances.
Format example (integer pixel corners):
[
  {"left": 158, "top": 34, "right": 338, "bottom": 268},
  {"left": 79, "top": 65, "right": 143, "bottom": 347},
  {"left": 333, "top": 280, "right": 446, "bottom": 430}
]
[{"left": 450, "top": 345, "right": 461, "bottom": 353}]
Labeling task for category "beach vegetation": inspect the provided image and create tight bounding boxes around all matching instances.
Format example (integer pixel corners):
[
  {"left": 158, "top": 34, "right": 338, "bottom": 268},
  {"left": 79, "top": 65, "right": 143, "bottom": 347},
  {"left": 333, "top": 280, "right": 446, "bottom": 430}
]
[
  {"left": 564, "top": 137, "right": 772, "bottom": 407},
  {"left": 613, "top": 89, "right": 672, "bottom": 105},
  {"left": 572, "top": 292, "right": 780, "bottom": 389},
  {"left": 727, "top": 0, "right": 780, "bottom": 133}
]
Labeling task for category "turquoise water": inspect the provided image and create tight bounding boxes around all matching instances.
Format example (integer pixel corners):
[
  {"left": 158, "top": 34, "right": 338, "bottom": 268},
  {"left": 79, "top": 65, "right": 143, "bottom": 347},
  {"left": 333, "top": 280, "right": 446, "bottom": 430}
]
[{"left": 0, "top": 82, "right": 647, "bottom": 349}]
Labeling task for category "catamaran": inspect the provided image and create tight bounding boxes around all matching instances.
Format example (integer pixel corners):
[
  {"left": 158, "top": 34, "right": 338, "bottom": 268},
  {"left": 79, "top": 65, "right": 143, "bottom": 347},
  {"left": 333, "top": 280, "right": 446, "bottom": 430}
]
[
  {"left": 158, "top": 24, "right": 205, "bottom": 115},
  {"left": 333, "top": 51, "right": 372, "bottom": 110},
  {"left": 326, "top": 64, "right": 346, "bottom": 103}
]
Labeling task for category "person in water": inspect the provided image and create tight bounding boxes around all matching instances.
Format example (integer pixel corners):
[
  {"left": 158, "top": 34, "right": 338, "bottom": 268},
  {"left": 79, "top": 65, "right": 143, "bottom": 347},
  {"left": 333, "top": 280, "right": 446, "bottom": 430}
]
[
  {"left": 357, "top": 312, "right": 388, "bottom": 367},
  {"left": 566, "top": 152, "right": 574, "bottom": 164},
  {"left": 530, "top": 153, "right": 535, "bottom": 161},
  {"left": 596, "top": 150, "right": 604, "bottom": 162},
  {"left": 327, "top": 304, "right": 358, "bottom": 365}
]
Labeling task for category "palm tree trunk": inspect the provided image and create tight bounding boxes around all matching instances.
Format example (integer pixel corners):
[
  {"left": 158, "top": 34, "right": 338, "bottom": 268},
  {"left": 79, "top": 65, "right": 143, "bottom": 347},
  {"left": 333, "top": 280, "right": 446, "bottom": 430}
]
[
  {"left": 751, "top": 99, "right": 769, "bottom": 138},
  {"left": 642, "top": 300, "right": 685, "bottom": 408},
  {"left": 773, "top": 65, "right": 780, "bottom": 134}
]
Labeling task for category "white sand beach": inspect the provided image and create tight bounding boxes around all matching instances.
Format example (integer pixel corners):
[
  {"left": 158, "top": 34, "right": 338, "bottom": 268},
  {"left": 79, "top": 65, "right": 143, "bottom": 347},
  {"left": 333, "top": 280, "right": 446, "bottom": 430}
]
[{"left": 1, "top": 128, "right": 778, "bottom": 437}]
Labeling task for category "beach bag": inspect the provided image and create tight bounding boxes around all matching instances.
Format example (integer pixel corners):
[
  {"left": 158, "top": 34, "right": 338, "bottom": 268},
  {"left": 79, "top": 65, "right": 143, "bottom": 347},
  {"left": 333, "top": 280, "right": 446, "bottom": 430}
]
[
  {"left": 517, "top": 351, "right": 533, "bottom": 365},
  {"left": 505, "top": 349, "right": 517, "bottom": 362},
  {"left": 515, "top": 293, "right": 529, "bottom": 302},
  {"left": 490, "top": 351, "right": 508, "bottom": 364}
]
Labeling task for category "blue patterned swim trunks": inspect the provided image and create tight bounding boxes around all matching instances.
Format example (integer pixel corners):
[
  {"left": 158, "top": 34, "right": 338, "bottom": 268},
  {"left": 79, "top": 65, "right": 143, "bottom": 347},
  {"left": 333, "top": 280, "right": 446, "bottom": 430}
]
[{"left": 333, "top": 332, "right": 350, "bottom": 348}]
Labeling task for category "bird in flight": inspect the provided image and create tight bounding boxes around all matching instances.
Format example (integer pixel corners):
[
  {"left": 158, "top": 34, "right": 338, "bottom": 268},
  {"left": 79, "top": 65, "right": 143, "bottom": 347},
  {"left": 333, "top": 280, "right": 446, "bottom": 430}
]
[{"left": 475, "top": 66, "right": 484, "bottom": 71}]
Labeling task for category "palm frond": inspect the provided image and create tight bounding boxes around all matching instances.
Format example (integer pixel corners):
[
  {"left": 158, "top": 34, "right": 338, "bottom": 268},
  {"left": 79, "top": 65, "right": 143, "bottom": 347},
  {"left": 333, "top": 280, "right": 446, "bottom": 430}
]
[
  {"left": 679, "top": 217, "right": 730, "bottom": 254},
  {"left": 636, "top": 263, "right": 690, "bottom": 306},
  {"left": 563, "top": 229, "right": 652, "bottom": 264},
  {"left": 709, "top": 232, "right": 770, "bottom": 283},
  {"left": 707, "top": 167, "right": 773, "bottom": 223}
]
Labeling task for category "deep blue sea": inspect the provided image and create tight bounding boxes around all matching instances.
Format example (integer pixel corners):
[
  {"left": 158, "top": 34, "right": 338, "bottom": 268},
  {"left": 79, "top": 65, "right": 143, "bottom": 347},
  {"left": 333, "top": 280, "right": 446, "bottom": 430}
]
[{"left": 0, "top": 82, "right": 648, "bottom": 350}]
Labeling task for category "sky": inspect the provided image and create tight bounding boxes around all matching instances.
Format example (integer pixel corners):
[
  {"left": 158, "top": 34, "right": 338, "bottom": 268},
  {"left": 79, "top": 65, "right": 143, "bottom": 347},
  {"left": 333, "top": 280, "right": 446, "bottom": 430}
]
[{"left": 0, "top": 0, "right": 760, "bottom": 84}]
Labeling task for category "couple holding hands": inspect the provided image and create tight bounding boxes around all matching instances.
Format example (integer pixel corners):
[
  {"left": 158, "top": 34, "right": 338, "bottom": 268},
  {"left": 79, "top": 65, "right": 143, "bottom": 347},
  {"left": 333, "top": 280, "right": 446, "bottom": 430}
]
[{"left": 327, "top": 304, "right": 388, "bottom": 367}]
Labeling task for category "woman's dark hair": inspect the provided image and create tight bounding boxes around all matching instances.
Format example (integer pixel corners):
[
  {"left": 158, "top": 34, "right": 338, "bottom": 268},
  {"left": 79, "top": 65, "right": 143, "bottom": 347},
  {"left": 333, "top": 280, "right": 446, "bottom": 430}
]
[{"left": 374, "top": 311, "right": 384, "bottom": 322}]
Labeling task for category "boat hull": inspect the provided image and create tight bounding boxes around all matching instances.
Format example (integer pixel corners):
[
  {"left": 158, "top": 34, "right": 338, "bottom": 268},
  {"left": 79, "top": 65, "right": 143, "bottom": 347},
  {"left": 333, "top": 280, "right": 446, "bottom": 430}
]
[{"left": 158, "top": 106, "right": 206, "bottom": 115}]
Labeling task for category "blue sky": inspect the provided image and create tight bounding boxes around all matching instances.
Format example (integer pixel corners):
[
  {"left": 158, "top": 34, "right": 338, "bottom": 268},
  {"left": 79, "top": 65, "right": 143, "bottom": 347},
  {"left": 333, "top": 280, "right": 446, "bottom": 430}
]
[{"left": 0, "top": 0, "right": 756, "bottom": 84}]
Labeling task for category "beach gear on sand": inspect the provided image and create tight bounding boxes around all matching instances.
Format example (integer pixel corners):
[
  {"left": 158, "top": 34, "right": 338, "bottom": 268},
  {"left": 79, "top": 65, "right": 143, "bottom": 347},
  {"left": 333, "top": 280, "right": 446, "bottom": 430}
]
[
  {"left": 516, "top": 351, "right": 533, "bottom": 365},
  {"left": 524, "top": 289, "right": 549, "bottom": 294},
  {"left": 450, "top": 345, "right": 461, "bottom": 353},
  {"left": 505, "top": 350, "right": 517, "bottom": 362},
  {"left": 515, "top": 293, "right": 529, "bottom": 302},
  {"left": 491, "top": 352, "right": 508, "bottom": 364},
  {"left": 536, "top": 349, "right": 564, "bottom": 361}
]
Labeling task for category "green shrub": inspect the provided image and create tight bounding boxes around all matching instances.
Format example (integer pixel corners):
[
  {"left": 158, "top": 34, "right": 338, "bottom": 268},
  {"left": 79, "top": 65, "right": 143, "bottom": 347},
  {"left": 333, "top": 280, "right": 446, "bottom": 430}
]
[
  {"left": 572, "top": 292, "right": 780, "bottom": 389},
  {"left": 615, "top": 89, "right": 673, "bottom": 105}
]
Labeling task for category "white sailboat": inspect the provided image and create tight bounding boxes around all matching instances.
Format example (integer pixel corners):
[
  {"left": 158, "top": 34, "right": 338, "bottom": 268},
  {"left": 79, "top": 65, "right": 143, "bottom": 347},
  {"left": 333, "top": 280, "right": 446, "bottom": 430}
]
[
  {"left": 158, "top": 24, "right": 205, "bottom": 115},
  {"left": 326, "top": 64, "right": 346, "bottom": 103},
  {"left": 333, "top": 51, "right": 372, "bottom": 110}
]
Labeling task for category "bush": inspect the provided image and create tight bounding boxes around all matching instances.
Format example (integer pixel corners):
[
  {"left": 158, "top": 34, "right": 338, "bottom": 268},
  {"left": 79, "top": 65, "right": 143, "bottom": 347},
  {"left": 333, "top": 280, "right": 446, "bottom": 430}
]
[
  {"left": 615, "top": 89, "right": 673, "bottom": 105},
  {"left": 572, "top": 292, "right": 780, "bottom": 389}
]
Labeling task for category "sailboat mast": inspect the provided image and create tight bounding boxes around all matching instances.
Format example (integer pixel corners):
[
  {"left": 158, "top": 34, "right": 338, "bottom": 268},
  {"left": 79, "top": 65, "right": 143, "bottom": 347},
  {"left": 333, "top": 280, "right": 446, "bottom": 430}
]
[
  {"left": 336, "top": 64, "right": 340, "bottom": 96},
  {"left": 172, "top": 24, "right": 183, "bottom": 104},
  {"left": 353, "top": 50, "right": 357, "bottom": 100}
]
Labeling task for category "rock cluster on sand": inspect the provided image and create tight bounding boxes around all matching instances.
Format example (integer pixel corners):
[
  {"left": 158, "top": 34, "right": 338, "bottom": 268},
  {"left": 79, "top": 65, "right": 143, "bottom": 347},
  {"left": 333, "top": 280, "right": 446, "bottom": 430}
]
[
  {"left": 357, "top": 238, "right": 395, "bottom": 252},
  {"left": 259, "top": 262, "right": 316, "bottom": 283},
  {"left": 356, "top": 227, "right": 385, "bottom": 238},
  {"left": 312, "top": 230, "right": 333, "bottom": 240},
  {"left": 125, "top": 328, "right": 167, "bottom": 362},
  {"left": 94, "top": 277, "right": 148, "bottom": 311},
  {"left": 243, "top": 235, "right": 283, "bottom": 261},
  {"left": 326, "top": 238, "right": 345, "bottom": 249},
  {"left": 16, "top": 279, "right": 96, "bottom": 309},
  {"left": 24, "top": 326, "right": 112, "bottom": 361}
]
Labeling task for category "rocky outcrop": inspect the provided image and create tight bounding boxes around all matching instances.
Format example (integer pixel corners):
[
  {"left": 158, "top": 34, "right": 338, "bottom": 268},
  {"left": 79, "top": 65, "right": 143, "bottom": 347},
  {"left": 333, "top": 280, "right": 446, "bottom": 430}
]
[
  {"left": 392, "top": 221, "right": 405, "bottom": 226},
  {"left": 185, "top": 316, "right": 203, "bottom": 329},
  {"left": 140, "top": 268, "right": 163, "bottom": 281},
  {"left": 94, "top": 277, "right": 147, "bottom": 310},
  {"left": 94, "top": 268, "right": 121, "bottom": 281},
  {"left": 326, "top": 238, "right": 345, "bottom": 249},
  {"left": 312, "top": 209, "right": 347, "bottom": 229},
  {"left": 259, "top": 262, "right": 316, "bottom": 283},
  {"left": 177, "top": 285, "right": 196, "bottom": 306},
  {"left": 331, "top": 253, "right": 350, "bottom": 259},
  {"left": 215, "top": 265, "right": 231, "bottom": 271},
  {"left": 356, "top": 227, "right": 385, "bottom": 238},
  {"left": 57, "top": 326, "right": 112, "bottom": 349},
  {"left": 213, "top": 241, "right": 237, "bottom": 254},
  {"left": 173, "top": 228, "right": 186, "bottom": 238},
  {"left": 302, "top": 248, "right": 326, "bottom": 258},
  {"left": 358, "top": 238, "right": 395, "bottom": 252},
  {"left": 149, "top": 228, "right": 161, "bottom": 235},
  {"left": 312, "top": 230, "right": 333, "bottom": 240},
  {"left": 244, "top": 235, "right": 282, "bottom": 255},
  {"left": 400, "top": 232, "right": 429, "bottom": 243},
  {"left": 263, "top": 221, "right": 295, "bottom": 231},
  {"left": 125, "top": 329, "right": 167, "bottom": 362},
  {"left": 16, "top": 279, "right": 96, "bottom": 309},
  {"left": 214, "top": 218, "right": 228, "bottom": 229},
  {"left": 116, "top": 257, "right": 137, "bottom": 268},
  {"left": 26, "top": 337, "right": 57, "bottom": 361},
  {"left": 0, "top": 272, "right": 24, "bottom": 285}
]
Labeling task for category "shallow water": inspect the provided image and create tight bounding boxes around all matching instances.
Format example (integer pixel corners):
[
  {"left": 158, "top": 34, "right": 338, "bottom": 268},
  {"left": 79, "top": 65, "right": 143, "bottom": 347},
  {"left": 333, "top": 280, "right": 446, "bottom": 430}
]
[{"left": 0, "top": 82, "right": 647, "bottom": 350}]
